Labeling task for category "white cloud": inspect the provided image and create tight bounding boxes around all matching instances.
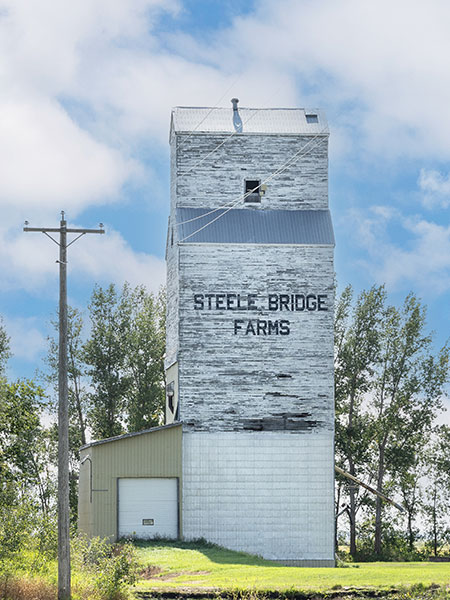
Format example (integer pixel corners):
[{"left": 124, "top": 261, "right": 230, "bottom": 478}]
[
  {"left": 0, "top": 97, "right": 136, "bottom": 216},
  {"left": 419, "top": 169, "right": 450, "bottom": 208},
  {"left": 69, "top": 227, "right": 166, "bottom": 291},
  {"left": 350, "top": 207, "right": 450, "bottom": 294},
  {"left": 0, "top": 0, "right": 178, "bottom": 298},
  {"left": 3, "top": 0, "right": 450, "bottom": 208},
  {"left": 0, "top": 225, "right": 165, "bottom": 294},
  {"left": 3, "top": 0, "right": 450, "bottom": 302},
  {"left": 0, "top": 0, "right": 187, "bottom": 221},
  {"left": 3, "top": 316, "right": 47, "bottom": 362},
  {"left": 199, "top": 0, "right": 450, "bottom": 161}
]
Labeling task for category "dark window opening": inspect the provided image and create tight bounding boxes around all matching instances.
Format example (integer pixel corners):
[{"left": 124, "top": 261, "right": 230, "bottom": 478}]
[
  {"left": 244, "top": 179, "right": 261, "bottom": 203},
  {"left": 306, "top": 114, "right": 319, "bottom": 124}
]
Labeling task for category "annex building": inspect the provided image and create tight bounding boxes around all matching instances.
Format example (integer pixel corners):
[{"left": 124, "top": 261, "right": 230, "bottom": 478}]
[{"left": 79, "top": 102, "right": 335, "bottom": 566}]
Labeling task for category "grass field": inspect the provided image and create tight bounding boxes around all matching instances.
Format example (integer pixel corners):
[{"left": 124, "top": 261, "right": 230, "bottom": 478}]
[{"left": 133, "top": 540, "right": 450, "bottom": 595}]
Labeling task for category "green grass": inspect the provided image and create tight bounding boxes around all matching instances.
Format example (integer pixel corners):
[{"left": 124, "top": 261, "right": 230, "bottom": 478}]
[{"left": 133, "top": 540, "right": 450, "bottom": 595}]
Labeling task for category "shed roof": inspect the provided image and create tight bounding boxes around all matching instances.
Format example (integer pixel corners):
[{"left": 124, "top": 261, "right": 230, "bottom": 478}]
[
  {"left": 80, "top": 422, "right": 182, "bottom": 450},
  {"left": 176, "top": 208, "right": 335, "bottom": 245},
  {"left": 171, "top": 107, "right": 328, "bottom": 136}
]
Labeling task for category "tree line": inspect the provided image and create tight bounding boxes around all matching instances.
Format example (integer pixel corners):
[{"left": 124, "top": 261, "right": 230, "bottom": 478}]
[
  {"left": 0, "top": 282, "right": 449, "bottom": 562},
  {"left": 335, "top": 285, "right": 450, "bottom": 559},
  {"left": 0, "top": 283, "right": 166, "bottom": 546}
]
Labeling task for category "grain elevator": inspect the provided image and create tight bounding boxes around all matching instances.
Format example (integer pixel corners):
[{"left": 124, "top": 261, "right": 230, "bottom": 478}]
[{"left": 165, "top": 101, "right": 335, "bottom": 565}]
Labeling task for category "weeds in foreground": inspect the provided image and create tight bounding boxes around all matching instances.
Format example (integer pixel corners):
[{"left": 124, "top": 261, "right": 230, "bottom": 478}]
[
  {"left": 0, "top": 575, "right": 56, "bottom": 600},
  {"left": 0, "top": 536, "right": 139, "bottom": 600},
  {"left": 72, "top": 536, "right": 139, "bottom": 599}
]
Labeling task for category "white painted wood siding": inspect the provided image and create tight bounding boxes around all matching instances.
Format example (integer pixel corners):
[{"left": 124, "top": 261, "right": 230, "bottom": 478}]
[
  {"left": 171, "top": 134, "right": 328, "bottom": 214},
  {"left": 177, "top": 244, "right": 334, "bottom": 432},
  {"left": 165, "top": 107, "right": 335, "bottom": 564}
]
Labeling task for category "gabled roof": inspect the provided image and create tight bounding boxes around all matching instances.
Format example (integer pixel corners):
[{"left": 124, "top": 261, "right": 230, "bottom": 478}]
[
  {"left": 176, "top": 208, "right": 335, "bottom": 245},
  {"left": 171, "top": 107, "right": 328, "bottom": 136}
]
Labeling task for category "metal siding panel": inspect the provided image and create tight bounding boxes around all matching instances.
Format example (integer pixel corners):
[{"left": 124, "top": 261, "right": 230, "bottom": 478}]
[
  {"left": 77, "top": 448, "right": 93, "bottom": 538},
  {"left": 177, "top": 208, "right": 335, "bottom": 245},
  {"left": 183, "top": 432, "right": 335, "bottom": 561},
  {"left": 89, "top": 425, "right": 182, "bottom": 540}
]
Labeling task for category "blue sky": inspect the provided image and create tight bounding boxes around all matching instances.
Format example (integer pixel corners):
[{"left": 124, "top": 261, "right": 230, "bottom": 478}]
[{"left": 1, "top": 0, "right": 450, "bottom": 420}]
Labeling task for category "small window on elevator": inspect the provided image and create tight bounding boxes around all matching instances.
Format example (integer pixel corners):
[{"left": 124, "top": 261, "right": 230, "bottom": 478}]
[
  {"left": 244, "top": 179, "right": 261, "bottom": 203},
  {"left": 306, "top": 113, "right": 319, "bottom": 124}
]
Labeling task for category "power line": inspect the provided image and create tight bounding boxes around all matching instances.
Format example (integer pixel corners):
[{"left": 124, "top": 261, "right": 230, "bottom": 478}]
[
  {"left": 176, "top": 74, "right": 242, "bottom": 150},
  {"left": 177, "top": 107, "right": 261, "bottom": 178},
  {"left": 176, "top": 125, "right": 328, "bottom": 228},
  {"left": 177, "top": 128, "right": 327, "bottom": 232},
  {"left": 177, "top": 132, "right": 327, "bottom": 243}
]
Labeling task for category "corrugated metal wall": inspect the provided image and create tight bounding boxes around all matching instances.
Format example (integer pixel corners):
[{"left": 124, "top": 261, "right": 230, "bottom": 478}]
[{"left": 78, "top": 424, "right": 182, "bottom": 540}]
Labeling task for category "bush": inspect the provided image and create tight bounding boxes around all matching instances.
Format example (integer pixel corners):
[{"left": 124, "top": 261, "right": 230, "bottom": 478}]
[
  {"left": 72, "top": 536, "right": 139, "bottom": 600},
  {"left": 353, "top": 518, "right": 427, "bottom": 562}
]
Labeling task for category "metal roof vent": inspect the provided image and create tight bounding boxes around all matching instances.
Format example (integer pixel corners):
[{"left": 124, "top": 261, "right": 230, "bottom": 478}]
[{"left": 231, "top": 98, "right": 243, "bottom": 133}]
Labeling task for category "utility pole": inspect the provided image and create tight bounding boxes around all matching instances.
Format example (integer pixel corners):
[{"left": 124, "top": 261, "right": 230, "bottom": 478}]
[{"left": 24, "top": 212, "right": 104, "bottom": 600}]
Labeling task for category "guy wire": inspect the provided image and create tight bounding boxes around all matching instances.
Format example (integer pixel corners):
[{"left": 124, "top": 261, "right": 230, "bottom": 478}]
[
  {"left": 176, "top": 128, "right": 328, "bottom": 229},
  {"left": 177, "top": 132, "right": 327, "bottom": 243}
]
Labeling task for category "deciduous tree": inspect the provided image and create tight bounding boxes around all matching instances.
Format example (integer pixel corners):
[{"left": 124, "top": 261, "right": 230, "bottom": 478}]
[
  {"left": 83, "top": 284, "right": 132, "bottom": 439},
  {"left": 83, "top": 283, "right": 166, "bottom": 439},
  {"left": 370, "top": 294, "right": 449, "bottom": 555},
  {"left": 422, "top": 425, "right": 450, "bottom": 556},
  {"left": 335, "top": 285, "right": 385, "bottom": 557},
  {"left": 125, "top": 286, "right": 166, "bottom": 432}
]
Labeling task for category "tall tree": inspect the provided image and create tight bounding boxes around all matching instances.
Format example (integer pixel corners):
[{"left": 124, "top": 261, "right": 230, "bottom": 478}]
[
  {"left": 83, "top": 284, "right": 132, "bottom": 439},
  {"left": 0, "top": 377, "right": 57, "bottom": 565},
  {"left": 334, "top": 285, "right": 385, "bottom": 557},
  {"left": 391, "top": 436, "right": 426, "bottom": 553},
  {"left": 0, "top": 379, "right": 44, "bottom": 488},
  {"left": 422, "top": 425, "right": 450, "bottom": 556},
  {"left": 125, "top": 286, "right": 166, "bottom": 432},
  {"left": 45, "top": 283, "right": 167, "bottom": 443},
  {"left": 371, "top": 294, "right": 449, "bottom": 556},
  {"left": 0, "top": 378, "right": 52, "bottom": 510}
]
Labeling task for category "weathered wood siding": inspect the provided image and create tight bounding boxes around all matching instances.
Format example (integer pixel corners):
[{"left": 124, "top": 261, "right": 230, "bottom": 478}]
[
  {"left": 165, "top": 236, "right": 179, "bottom": 369},
  {"left": 178, "top": 244, "right": 334, "bottom": 433},
  {"left": 166, "top": 108, "right": 335, "bottom": 563},
  {"left": 172, "top": 133, "right": 328, "bottom": 213}
]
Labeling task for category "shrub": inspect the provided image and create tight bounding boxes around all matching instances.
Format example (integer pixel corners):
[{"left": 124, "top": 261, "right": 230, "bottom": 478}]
[{"left": 72, "top": 536, "right": 139, "bottom": 600}]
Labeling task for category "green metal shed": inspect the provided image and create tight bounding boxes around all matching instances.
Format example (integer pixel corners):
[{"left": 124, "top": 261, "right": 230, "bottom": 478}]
[{"left": 78, "top": 423, "right": 182, "bottom": 541}]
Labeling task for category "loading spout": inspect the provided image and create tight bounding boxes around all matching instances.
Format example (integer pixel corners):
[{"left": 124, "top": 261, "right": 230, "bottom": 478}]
[{"left": 335, "top": 465, "right": 406, "bottom": 512}]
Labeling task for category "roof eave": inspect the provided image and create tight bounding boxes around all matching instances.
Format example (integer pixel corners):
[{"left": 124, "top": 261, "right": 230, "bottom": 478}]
[{"left": 80, "top": 422, "right": 182, "bottom": 451}]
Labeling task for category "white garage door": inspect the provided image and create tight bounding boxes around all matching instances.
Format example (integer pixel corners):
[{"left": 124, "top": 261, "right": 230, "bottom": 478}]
[{"left": 118, "top": 478, "right": 178, "bottom": 539}]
